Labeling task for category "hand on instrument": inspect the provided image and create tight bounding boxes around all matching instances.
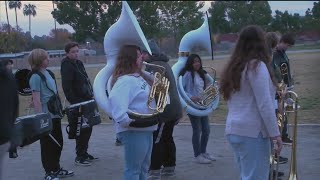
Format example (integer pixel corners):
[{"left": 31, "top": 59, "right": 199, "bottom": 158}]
[
  {"left": 191, "top": 96, "right": 201, "bottom": 103},
  {"left": 271, "top": 136, "right": 283, "bottom": 155}
]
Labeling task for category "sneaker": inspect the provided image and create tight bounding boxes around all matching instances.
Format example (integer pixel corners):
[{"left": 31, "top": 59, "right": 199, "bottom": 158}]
[
  {"left": 275, "top": 155, "right": 288, "bottom": 164},
  {"left": 161, "top": 166, "right": 175, "bottom": 176},
  {"left": 44, "top": 173, "right": 59, "bottom": 180},
  {"left": 115, "top": 138, "right": 122, "bottom": 146},
  {"left": 194, "top": 155, "right": 211, "bottom": 164},
  {"left": 202, "top": 153, "right": 216, "bottom": 161},
  {"left": 282, "top": 136, "right": 293, "bottom": 145},
  {"left": 9, "top": 152, "right": 18, "bottom": 159},
  {"left": 85, "top": 153, "right": 99, "bottom": 162},
  {"left": 55, "top": 168, "right": 74, "bottom": 178},
  {"left": 75, "top": 157, "right": 91, "bottom": 166},
  {"left": 148, "top": 170, "right": 161, "bottom": 180}
]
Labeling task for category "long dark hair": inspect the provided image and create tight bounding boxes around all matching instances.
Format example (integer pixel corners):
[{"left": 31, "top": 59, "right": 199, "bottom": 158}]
[
  {"left": 111, "top": 45, "right": 141, "bottom": 88},
  {"left": 219, "top": 25, "right": 276, "bottom": 101},
  {"left": 179, "top": 54, "right": 207, "bottom": 89}
]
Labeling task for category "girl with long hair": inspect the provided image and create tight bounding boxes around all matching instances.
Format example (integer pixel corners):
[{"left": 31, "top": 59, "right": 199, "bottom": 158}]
[
  {"left": 219, "top": 25, "right": 283, "bottom": 179},
  {"left": 179, "top": 54, "right": 216, "bottom": 164},
  {"left": 108, "top": 45, "right": 158, "bottom": 180}
]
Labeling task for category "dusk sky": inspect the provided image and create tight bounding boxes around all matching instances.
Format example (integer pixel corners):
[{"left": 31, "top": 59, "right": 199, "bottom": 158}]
[{"left": 0, "top": 1, "right": 317, "bottom": 37}]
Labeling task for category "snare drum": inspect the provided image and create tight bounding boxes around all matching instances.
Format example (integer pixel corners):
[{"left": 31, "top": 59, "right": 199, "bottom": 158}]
[
  {"left": 11, "top": 113, "right": 52, "bottom": 147},
  {"left": 64, "top": 99, "right": 101, "bottom": 139}
]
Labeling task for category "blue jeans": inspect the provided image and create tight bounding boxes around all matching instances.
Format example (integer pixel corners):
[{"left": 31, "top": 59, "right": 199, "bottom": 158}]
[
  {"left": 118, "top": 131, "right": 153, "bottom": 180},
  {"left": 227, "top": 133, "right": 271, "bottom": 180},
  {"left": 187, "top": 114, "right": 210, "bottom": 157}
]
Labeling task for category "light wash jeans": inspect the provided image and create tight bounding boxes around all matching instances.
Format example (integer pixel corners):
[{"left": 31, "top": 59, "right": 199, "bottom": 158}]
[
  {"left": 187, "top": 114, "right": 210, "bottom": 157},
  {"left": 0, "top": 142, "right": 9, "bottom": 180},
  {"left": 118, "top": 131, "right": 153, "bottom": 180},
  {"left": 227, "top": 133, "right": 271, "bottom": 180}
]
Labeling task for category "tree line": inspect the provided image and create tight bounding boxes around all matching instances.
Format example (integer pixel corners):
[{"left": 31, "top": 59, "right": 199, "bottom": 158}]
[{"left": 1, "top": 1, "right": 320, "bottom": 53}]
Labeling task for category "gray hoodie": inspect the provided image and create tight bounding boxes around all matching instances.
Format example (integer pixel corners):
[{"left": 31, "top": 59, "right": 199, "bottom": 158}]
[{"left": 145, "top": 39, "right": 182, "bottom": 123}]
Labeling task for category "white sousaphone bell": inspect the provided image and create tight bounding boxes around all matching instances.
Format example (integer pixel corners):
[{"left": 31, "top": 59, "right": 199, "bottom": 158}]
[
  {"left": 171, "top": 13, "right": 220, "bottom": 117},
  {"left": 93, "top": 1, "right": 169, "bottom": 118}
]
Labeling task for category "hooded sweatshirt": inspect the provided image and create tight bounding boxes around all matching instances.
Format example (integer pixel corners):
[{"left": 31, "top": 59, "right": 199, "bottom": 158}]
[{"left": 145, "top": 39, "right": 183, "bottom": 123}]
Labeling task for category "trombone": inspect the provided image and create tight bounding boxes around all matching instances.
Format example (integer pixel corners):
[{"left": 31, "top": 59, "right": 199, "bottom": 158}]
[{"left": 269, "top": 90, "right": 299, "bottom": 180}]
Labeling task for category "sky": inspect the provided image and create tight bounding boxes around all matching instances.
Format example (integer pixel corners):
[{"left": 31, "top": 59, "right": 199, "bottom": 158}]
[{"left": 0, "top": 1, "right": 317, "bottom": 37}]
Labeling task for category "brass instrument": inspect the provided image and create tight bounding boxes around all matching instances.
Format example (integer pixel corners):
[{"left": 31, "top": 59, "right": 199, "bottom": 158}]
[
  {"left": 197, "top": 66, "right": 219, "bottom": 107},
  {"left": 285, "top": 91, "right": 299, "bottom": 180},
  {"left": 270, "top": 140, "right": 280, "bottom": 180},
  {"left": 128, "top": 62, "right": 170, "bottom": 118}
]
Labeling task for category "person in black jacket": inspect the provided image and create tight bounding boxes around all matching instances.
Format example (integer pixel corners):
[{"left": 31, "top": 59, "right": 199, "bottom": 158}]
[
  {"left": 61, "top": 42, "right": 98, "bottom": 166},
  {"left": 0, "top": 60, "right": 19, "bottom": 180},
  {"left": 143, "top": 39, "right": 183, "bottom": 179},
  {"left": 0, "top": 59, "right": 18, "bottom": 159}
]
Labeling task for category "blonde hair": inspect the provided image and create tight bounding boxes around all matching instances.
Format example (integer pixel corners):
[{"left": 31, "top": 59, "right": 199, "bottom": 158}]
[{"left": 27, "top": 49, "right": 48, "bottom": 70}]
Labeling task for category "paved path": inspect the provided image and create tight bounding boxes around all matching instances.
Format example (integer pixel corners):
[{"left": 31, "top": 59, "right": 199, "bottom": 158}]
[{"left": 2, "top": 124, "right": 319, "bottom": 180}]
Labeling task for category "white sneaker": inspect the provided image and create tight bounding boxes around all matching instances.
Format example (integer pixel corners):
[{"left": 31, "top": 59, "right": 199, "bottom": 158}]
[
  {"left": 202, "top": 153, "right": 217, "bottom": 161},
  {"left": 194, "top": 155, "right": 211, "bottom": 164}
]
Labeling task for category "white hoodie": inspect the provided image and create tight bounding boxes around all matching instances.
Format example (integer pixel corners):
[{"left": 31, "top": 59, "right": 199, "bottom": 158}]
[{"left": 107, "top": 72, "right": 157, "bottom": 133}]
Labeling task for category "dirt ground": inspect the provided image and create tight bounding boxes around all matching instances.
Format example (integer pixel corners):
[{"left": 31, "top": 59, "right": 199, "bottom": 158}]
[{"left": 17, "top": 52, "right": 320, "bottom": 124}]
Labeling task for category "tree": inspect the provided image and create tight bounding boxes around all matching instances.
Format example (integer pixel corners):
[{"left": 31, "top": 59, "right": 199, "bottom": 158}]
[
  {"left": 52, "top": 1, "right": 121, "bottom": 43},
  {"left": 127, "top": 1, "right": 161, "bottom": 40},
  {"left": 312, "top": 1, "right": 320, "bottom": 19},
  {"left": 8, "top": 1, "right": 22, "bottom": 30},
  {"left": 159, "top": 1, "right": 204, "bottom": 52},
  {"left": 23, "top": 4, "right": 37, "bottom": 35},
  {"left": 208, "top": 1, "right": 230, "bottom": 33},
  {"left": 5, "top": 1, "right": 10, "bottom": 33}
]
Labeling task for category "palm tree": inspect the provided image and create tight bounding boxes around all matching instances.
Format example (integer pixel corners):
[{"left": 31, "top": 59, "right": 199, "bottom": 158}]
[
  {"left": 5, "top": 1, "right": 10, "bottom": 33},
  {"left": 8, "top": 1, "right": 22, "bottom": 31},
  {"left": 23, "top": 4, "right": 37, "bottom": 35}
]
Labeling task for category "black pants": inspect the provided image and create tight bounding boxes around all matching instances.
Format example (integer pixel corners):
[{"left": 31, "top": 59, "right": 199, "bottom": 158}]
[
  {"left": 150, "top": 120, "right": 176, "bottom": 170},
  {"left": 76, "top": 126, "right": 92, "bottom": 158},
  {"left": 40, "top": 119, "right": 63, "bottom": 173}
]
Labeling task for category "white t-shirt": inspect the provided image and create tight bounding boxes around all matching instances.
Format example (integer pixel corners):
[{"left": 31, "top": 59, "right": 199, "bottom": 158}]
[{"left": 107, "top": 73, "right": 157, "bottom": 133}]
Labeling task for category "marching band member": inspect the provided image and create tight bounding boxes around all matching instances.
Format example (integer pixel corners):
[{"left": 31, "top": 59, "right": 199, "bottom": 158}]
[
  {"left": 108, "top": 44, "right": 158, "bottom": 180},
  {"left": 60, "top": 42, "right": 98, "bottom": 166},
  {"left": 220, "top": 25, "right": 282, "bottom": 180},
  {"left": 0, "top": 59, "right": 18, "bottom": 159},
  {"left": 272, "top": 33, "right": 296, "bottom": 145},
  {"left": 28, "top": 49, "right": 74, "bottom": 180},
  {"left": 179, "top": 54, "right": 216, "bottom": 164},
  {"left": 142, "top": 39, "right": 183, "bottom": 179},
  {"left": 266, "top": 32, "right": 287, "bottom": 178},
  {"left": 0, "top": 60, "right": 19, "bottom": 180}
]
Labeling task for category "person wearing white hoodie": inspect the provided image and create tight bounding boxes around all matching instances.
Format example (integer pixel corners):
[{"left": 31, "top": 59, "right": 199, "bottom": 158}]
[{"left": 107, "top": 44, "right": 158, "bottom": 180}]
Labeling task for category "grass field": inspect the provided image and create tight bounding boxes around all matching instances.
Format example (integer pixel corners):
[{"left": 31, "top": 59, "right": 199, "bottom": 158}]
[{"left": 17, "top": 52, "right": 320, "bottom": 124}]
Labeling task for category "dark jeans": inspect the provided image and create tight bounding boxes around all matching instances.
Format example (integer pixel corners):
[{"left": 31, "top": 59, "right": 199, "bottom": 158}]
[
  {"left": 188, "top": 114, "right": 210, "bottom": 157},
  {"left": 76, "top": 126, "right": 92, "bottom": 158},
  {"left": 150, "top": 120, "right": 176, "bottom": 170},
  {"left": 40, "top": 119, "right": 63, "bottom": 173}
]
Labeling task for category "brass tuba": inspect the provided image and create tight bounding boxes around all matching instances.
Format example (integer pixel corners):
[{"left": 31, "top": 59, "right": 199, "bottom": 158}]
[{"left": 93, "top": 1, "right": 169, "bottom": 119}]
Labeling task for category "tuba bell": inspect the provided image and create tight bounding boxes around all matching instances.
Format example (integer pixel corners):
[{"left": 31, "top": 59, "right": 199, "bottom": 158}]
[
  {"left": 93, "top": 1, "right": 169, "bottom": 118},
  {"left": 171, "top": 12, "right": 219, "bottom": 116}
]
